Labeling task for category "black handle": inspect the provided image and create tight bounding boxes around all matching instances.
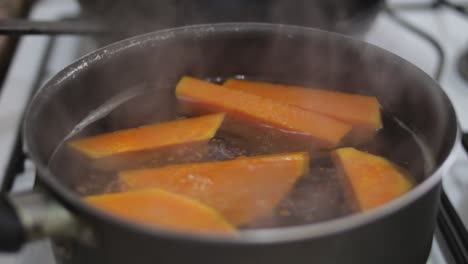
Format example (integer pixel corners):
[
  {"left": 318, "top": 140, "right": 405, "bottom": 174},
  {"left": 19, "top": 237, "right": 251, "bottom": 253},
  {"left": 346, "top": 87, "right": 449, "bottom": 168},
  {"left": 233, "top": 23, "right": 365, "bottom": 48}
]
[
  {"left": 462, "top": 133, "right": 468, "bottom": 152},
  {"left": 0, "top": 194, "right": 25, "bottom": 252},
  {"left": 437, "top": 190, "right": 468, "bottom": 264}
]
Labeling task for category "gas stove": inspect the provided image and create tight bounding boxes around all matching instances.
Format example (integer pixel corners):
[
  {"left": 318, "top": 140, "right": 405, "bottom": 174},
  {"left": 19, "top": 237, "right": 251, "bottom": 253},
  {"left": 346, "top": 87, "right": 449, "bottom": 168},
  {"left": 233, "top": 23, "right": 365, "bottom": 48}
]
[{"left": 0, "top": 0, "right": 467, "bottom": 263}]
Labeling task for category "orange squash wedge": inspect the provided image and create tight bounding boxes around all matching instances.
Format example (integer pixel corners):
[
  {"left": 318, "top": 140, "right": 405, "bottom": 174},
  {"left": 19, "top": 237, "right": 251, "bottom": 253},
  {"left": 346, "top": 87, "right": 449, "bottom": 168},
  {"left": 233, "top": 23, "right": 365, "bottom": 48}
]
[
  {"left": 176, "top": 77, "right": 351, "bottom": 149},
  {"left": 333, "top": 148, "right": 412, "bottom": 211},
  {"left": 119, "top": 152, "right": 309, "bottom": 226},
  {"left": 224, "top": 79, "right": 382, "bottom": 132},
  {"left": 85, "top": 189, "right": 235, "bottom": 235},
  {"left": 68, "top": 113, "right": 224, "bottom": 170}
]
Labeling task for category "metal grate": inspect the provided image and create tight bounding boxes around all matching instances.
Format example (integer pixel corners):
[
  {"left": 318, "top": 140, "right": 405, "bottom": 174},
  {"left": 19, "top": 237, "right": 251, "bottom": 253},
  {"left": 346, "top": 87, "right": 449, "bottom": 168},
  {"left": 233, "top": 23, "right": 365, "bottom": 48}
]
[
  {"left": 386, "top": 2, "right": 468, "bottom": 263},
  {"left": 0, "top": 36, "right": 58, "bottom": 192}
]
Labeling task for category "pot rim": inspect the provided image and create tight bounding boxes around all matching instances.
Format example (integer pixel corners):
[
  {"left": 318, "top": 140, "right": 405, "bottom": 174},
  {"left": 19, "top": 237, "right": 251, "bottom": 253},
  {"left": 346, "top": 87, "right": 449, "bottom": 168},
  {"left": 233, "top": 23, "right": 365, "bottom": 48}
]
[{"left": 23, "top": 22, "right": 460, "bottom": 244}]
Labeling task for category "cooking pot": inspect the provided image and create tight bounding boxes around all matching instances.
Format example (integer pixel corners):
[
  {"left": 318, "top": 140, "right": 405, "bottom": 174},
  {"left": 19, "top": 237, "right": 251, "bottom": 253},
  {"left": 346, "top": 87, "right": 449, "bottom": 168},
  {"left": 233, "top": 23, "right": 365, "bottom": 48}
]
[{"left": 0, "top": 23, "right": 460, "bottom": 264}]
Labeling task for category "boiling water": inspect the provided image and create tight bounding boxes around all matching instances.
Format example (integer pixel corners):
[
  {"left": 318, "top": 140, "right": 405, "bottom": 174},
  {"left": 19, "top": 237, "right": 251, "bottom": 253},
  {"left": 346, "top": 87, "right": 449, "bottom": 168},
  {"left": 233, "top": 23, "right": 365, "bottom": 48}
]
[{"left": 48, "top": 78, "right": 434, "bottom": 230}]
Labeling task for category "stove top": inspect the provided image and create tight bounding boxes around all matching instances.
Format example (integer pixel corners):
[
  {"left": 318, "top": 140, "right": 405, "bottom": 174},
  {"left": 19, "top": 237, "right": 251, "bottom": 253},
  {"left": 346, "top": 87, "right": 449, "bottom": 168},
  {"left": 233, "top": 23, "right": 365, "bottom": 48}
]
[{"left": 0, "top": 0, "right": 467, "bottom": 263}]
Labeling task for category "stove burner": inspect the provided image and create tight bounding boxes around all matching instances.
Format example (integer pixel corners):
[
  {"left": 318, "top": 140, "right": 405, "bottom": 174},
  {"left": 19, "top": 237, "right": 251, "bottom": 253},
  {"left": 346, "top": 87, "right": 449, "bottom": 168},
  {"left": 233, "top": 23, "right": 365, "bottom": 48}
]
[{"left": 458, "top": 47, "right": 468, "bottom": 81}]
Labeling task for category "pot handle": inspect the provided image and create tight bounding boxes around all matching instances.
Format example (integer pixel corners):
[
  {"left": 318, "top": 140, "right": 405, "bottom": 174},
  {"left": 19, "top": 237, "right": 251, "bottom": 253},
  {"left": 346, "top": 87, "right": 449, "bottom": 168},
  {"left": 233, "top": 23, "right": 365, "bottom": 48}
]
[
  {"left": 0, "top": 190, "right": 94, "bottom": 252},
  {"left": 0, "top": 195, "right": 25, "bottom": 251}
]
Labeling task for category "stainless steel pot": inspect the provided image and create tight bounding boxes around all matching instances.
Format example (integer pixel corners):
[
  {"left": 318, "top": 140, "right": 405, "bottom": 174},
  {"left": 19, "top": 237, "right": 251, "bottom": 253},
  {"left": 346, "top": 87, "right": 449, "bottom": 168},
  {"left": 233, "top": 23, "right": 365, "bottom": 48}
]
[{"left": 0, "top": 23, "right": 460, "bottom": 264}]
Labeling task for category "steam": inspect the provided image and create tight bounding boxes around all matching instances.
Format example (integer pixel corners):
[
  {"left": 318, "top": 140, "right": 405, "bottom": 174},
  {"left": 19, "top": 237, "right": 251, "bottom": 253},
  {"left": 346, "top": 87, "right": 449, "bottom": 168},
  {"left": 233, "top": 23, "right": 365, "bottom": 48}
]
[{"left": 77, "top": 0, "right": 377, "bottom": 42}]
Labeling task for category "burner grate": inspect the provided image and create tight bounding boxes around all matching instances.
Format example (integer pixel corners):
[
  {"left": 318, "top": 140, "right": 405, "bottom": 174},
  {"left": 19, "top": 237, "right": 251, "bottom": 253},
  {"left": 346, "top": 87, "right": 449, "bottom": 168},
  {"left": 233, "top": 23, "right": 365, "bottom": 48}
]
[{"left": 0, "top": 36, "right": 58, "bottom": 192}]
